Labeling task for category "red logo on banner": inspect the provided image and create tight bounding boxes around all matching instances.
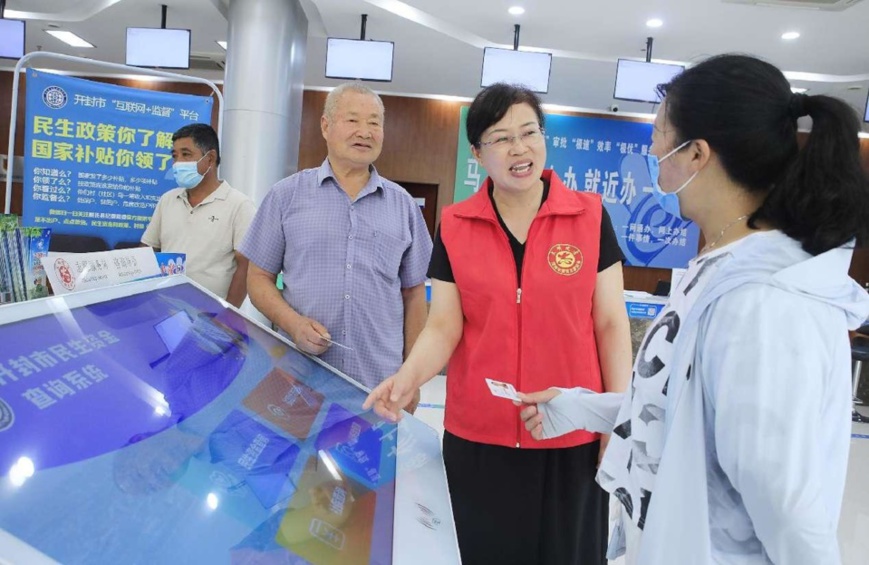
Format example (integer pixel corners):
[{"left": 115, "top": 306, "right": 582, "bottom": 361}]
[{"left": 53, "top": 258, "right": 76, "bottom": 290}]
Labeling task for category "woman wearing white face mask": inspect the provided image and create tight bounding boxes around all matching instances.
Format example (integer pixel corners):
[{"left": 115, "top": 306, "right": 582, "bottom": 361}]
[{"left": 518, "top": 54, "right": 869, "bottom": 564}]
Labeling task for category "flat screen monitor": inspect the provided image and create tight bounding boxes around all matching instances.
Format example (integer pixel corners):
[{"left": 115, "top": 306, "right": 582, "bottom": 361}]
[
  {"left": 0, "top": 276, "right": 461, "bottom": 564},
  {"left": 614, "top": 59, "right": 685, "bottom": 104},
  {"left": 125, "top": 27, "right": 191, "bottom": 69},
  {"left": 0, "top": 19, "right": 25, "bottom": 60},
  {"left": 325, "top": 38, "right": 394, "bottom": 82},
  {"left": 481, "top": 47, "right": 552, "bottom": 94}
]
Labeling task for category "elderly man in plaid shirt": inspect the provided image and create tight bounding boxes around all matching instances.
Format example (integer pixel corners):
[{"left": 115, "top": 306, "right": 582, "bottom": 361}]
[{"left": 241, "top": 82, "right": 432, "bottom": 412}]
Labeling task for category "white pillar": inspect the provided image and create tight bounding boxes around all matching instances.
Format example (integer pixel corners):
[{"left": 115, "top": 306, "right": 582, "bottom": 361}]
[
  {"left": 221, "top": 0, "right": 307, "bottom": 321},
  {"left": 221, "top": 0, "right": 307, "bottom": 205}
]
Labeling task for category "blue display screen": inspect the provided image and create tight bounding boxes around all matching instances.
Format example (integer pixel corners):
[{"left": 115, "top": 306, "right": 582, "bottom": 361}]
[{"left": 0, "top": 281, "right": 398, "bottom": 564}]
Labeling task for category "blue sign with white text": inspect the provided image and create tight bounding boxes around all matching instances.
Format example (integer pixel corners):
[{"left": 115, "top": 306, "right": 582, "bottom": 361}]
[
  {"left": 23, "top": 70, "right": 213, "bottom": 249},
  {"left": 626, "top": 300, "right": 665, "bottom": 319},
  {"left": 544, "top": 114, "right": 700, "bottom": 268},
  {"left": 454, "top": 107, "right": 701, "bottom": 269}
]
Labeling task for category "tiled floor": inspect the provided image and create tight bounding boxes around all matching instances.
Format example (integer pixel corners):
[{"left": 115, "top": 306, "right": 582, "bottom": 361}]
[
  {"left": 841, "top": 408, "right": 869, "bottom": 565},
  {"left": 417, "top": 376, "right": 869, "bottom": 564}
]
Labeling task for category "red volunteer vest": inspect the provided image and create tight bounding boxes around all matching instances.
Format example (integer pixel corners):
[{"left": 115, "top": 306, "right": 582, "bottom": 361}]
[{"left": 441, "top": 170, "right": 604, "bottom": 449}]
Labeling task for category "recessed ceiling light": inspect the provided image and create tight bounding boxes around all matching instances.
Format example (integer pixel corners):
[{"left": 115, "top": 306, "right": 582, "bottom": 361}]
[
  {"left": 216, "top": 40, "right": 227, "bottom": 50},
  {"left": 781, "top": 31, "right": 800, "bottom": 41},
  {"left": 646, "top": 18, "right": 663, "bottom": 28},
  {"left": 45, "top": 30, "right": 94, "bottom": 48},
  {"left": 508, "top": 6, "right": 525, "bottom": 16},
  {"left": 790, "top": 87, "right": 808, "bottom": 94}
]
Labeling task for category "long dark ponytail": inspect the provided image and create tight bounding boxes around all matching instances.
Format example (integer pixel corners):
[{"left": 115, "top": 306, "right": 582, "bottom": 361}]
[{"left": 659, "top": 54, "right": 869, "bottom": 255}]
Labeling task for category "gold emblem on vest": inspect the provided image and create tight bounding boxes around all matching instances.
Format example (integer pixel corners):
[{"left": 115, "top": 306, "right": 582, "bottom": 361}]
[{"left": 547, "top": 244, "right": 583, "bottom": 276}]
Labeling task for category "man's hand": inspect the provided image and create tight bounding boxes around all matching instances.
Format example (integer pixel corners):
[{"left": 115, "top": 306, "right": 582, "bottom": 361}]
[{"left": 289, "top": 315, "right": 331, "bottom": 355}]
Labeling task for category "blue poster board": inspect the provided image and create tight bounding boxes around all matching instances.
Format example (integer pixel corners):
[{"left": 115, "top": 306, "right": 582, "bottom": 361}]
[{"left": 22, "top": 70, "right": 213, "bottom": 248}]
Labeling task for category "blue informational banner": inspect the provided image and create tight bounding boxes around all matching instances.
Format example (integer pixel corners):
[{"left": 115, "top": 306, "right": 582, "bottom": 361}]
[
  {"left": 22, "top": 70, "right": 213, "bottom": 249},
  {"left": 454, "top": 108, "right": 701, "bottom": 269}
]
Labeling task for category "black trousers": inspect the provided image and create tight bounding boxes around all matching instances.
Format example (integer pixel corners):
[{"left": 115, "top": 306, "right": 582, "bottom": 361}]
[{"left": 442, "top": 432, "right": 608, "bottom": 565}]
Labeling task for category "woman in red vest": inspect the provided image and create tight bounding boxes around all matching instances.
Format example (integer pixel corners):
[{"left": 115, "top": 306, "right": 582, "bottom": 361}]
[{"left": 364, "top": 83, "right": 632, "bottom": 564}]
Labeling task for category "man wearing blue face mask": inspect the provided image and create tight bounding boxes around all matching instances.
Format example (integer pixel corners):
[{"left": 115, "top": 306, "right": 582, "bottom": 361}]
[{"left": 142, "top": 123, "right": 256, "bottom": 307}]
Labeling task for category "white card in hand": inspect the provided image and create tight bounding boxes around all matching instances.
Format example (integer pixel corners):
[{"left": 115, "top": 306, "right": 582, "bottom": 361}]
[{"left": 485, "top": 378, "right": 521, "bottom": 401}]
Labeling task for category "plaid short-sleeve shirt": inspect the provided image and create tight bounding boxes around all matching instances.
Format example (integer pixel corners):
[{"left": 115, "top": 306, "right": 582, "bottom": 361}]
[{"left": 240, "top": 159, "right": 432, "bottom": 389}]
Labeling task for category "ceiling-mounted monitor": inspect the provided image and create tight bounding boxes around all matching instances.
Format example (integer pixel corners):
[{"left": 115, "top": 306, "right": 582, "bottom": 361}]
[
  {"left": 325, "top": 38, "right": 395, "bottom": 82},
  {"left": 125, "top": 27, "right": 191, "bottom": 69},
  {"left": 481, "top": 47, "right": 552, "bottom": 94},
  {"left": 0, "top": 19, "right": 26, "bottom": 60},
  {"left": 614, "top": 59, "right": 685, "bottom": 104}
]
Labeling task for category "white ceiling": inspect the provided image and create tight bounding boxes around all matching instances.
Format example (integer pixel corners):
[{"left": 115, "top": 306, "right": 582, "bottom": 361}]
[{"left": 4, "top": 0, "right": 869, "bottom": 128}]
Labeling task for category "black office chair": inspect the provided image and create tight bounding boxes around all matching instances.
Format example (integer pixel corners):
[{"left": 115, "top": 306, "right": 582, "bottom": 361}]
[
  {"left": 48, "top": 233, "right": 109, "bottom": 253},
  {"left": 653, "top": 280, "right": 671, "bottom": 297},
  {"left": 852, "top": 323, "right": 869, "bottom": 423}
]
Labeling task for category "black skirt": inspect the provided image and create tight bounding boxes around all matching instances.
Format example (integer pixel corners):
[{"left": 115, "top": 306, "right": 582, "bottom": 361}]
[{"left": 443, "top": 431, "right": 608, "bottom": 565}]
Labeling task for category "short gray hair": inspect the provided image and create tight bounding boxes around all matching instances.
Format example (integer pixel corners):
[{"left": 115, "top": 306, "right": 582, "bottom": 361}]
[{"left": 322, "top": 82, "right": 385, "bottom": 120}]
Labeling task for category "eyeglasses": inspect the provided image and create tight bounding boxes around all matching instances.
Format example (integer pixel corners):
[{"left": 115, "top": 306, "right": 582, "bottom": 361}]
[{"left": 479, "top": 127, "right": 545, "bottom": 150}]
